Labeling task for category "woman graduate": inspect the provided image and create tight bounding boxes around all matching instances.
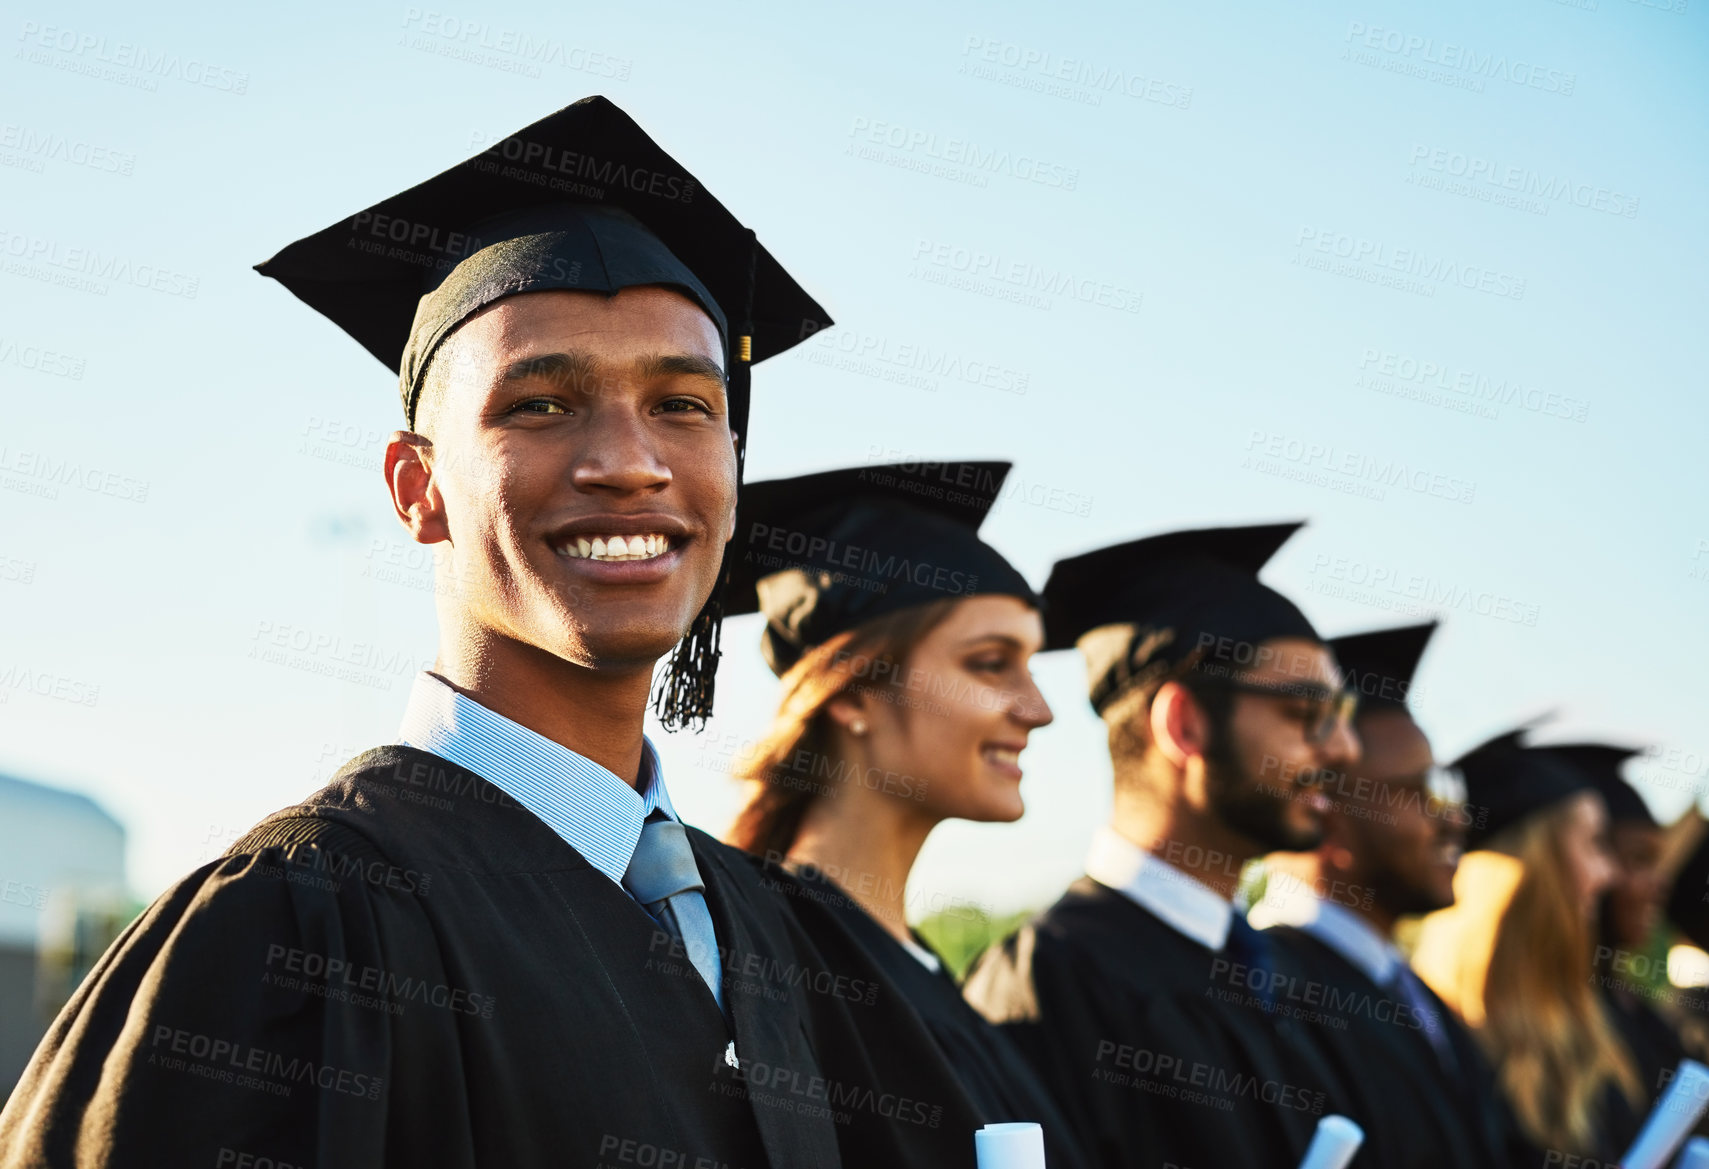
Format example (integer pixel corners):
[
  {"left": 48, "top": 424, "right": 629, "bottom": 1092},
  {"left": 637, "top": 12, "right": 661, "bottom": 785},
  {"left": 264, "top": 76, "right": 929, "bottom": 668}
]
[
  {"left": 1555, "top": 742, "right": 1706, "bottom": 1104},
  {"left": 721, "top": 460, "right": 1089, "bottom": 1168},
  {"left": 0, "top": 99, "right": 984, "bottom": 1169},
  {"left": 1556, "top": 740, "right": 1709, "bottom": 1148},
  {"left": 1412, "top": 726, "right": 1646, "bottom": 1167}
]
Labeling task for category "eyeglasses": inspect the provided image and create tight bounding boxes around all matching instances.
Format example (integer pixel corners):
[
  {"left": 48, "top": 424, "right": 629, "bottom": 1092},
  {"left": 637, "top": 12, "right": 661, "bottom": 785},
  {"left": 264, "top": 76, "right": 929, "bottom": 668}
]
[
  {"left": 1193, "top": 674, "right": 1358, "bottom": 744},
  {"left": 1425, "top": 765, "right": 1471, "bottom": 824}
]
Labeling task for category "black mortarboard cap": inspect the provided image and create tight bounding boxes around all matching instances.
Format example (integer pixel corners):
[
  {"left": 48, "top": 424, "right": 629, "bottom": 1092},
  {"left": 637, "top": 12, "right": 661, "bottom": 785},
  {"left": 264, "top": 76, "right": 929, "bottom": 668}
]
[
  {"left": 1538, "top": 743, "right": 1654, "bottom": 827},
  {"left": 255, "top": 96, "right": 834, "bottom": 729},
  {"left": 1453, "top": 725, "right": 1598, "bottom": 849},
  {"left": 254, "top": 94, "right": 833, "bottom": 443},
  {"left": 1329, "top": 621, "right": 1438, "bottom": 715},
  {"left": 1041, "top": 523, "right": 1319, "bottom": 714},
  {"left": 725, "top": 461, "right": 1037, "bottom": 675}
]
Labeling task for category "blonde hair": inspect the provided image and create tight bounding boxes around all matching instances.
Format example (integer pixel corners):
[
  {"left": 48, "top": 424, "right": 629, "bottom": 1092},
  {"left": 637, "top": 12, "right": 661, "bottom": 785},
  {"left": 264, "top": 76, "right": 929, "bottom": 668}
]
[
  {"left": 1413, "top": 796, "right": 1642, "bottom": 1153},
  {"left": 727, "top": 599, "right": 958, "bottom": 859}
]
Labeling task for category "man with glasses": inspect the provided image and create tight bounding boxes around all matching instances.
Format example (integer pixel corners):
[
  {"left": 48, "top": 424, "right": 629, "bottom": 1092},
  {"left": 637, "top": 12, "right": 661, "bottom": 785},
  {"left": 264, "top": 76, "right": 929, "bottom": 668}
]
[
  {"left": 966, "top": 523, "right": 1364, "bottom": 1168},
  {"left": 1250, "top": 622, "right": 1514, "bottom": 1168}
]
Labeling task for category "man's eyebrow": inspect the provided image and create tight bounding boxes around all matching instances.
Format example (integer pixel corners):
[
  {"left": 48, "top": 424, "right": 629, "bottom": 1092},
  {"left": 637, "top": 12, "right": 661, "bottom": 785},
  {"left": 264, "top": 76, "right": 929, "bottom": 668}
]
[
  {"left": 636, "top": 353, "right": 727, "bottom": 386},
  {"left": 499, "top": 351, "right": 598, "bottom": 387},
  {"left": 498, "top": 351, "right": 727, "bottom": 388}
]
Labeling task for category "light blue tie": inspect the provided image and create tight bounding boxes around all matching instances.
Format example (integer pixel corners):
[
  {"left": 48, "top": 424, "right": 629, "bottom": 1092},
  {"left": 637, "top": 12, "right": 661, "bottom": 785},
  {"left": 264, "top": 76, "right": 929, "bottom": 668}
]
[{"left": 623, "top": 814, "right": 724, "bottom": 1011}]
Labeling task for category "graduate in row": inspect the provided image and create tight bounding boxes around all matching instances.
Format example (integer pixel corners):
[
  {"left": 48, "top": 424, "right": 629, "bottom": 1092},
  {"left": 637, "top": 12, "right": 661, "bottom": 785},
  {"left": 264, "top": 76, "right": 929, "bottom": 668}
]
[
  {"left": 1413, "top": 728, "right": 1648, "bottom": 1166},
  {"left": 1250, "top": 622, "right": 1517, "bottom": 1168},
  {"left": 720, "top": 459, "right": 1088, "bottom": 1168},
  {"left": 1570, "top": 742, "right": 1708, "bottom": 1100},
  {"left": 965, "top": 523, "right": 1362, "bottom": 1167},
  {"left": 0, "top": 98, "right": 987, "bottom": 1168}
]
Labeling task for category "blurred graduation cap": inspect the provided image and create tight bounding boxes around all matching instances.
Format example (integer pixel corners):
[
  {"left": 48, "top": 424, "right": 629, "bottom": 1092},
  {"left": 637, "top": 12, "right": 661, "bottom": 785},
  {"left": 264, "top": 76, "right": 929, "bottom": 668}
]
[
  {"left": 1041, "top": 522, "right": 1320, "bottom": 714},
  {"left": 255, "top": 94, "right": 832, "bottom": 441},
  {"left": 724, "top": 461, "right": 1037, "bottom": 675},
  {"left": 1329, "top": 621, "right": 1438, "bottom": 716},
  {"left": 254, "top": 95, "right": 833, "bottom": 728},
  {"left": 1452, "top": 723, "right": 1600, "bottom": 849},
  {"left": 1537, "top": 743, "right": 1654, "bottom": 828}
]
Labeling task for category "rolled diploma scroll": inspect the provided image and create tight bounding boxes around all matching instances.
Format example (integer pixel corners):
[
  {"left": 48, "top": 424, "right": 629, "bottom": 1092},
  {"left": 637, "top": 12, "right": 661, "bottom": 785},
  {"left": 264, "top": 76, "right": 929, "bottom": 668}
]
[
  {"left": 1673, "top": 1137, "right": 1709, "bottom": 1169},
  {"left": 975, "top": 1122, "right": 1046, "bottom": 1169},
  {"left": 1296, "top": 1114, "right": 1365, "bottom": 1169},
  {"left": 1623, "top": 1060, "right": 1709, "bottom": 1169}
]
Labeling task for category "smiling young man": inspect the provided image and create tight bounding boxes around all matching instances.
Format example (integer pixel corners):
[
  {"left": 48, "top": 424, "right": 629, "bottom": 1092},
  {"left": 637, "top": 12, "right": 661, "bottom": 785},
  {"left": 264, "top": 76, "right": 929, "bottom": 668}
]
[
  {"left": 1251, "top": 622, "right": 1514, "bottom": 1169},
  {"left": 964, "top": 523, "right": 1365, "bottom": 1168},
  {"left": 0, "top": 98, "right": 981, "bottom": 1169}
]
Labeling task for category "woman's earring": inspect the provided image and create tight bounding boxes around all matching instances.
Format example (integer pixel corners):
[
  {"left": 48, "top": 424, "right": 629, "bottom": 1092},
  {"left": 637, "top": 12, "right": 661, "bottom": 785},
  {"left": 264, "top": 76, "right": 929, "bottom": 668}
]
[{"left": 850, "top": 718, "right": 868, "bottom": 736}]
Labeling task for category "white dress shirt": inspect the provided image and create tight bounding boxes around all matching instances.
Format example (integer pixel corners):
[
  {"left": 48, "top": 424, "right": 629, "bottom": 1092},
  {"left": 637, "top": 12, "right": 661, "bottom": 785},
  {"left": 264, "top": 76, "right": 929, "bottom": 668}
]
[
  {"left": 395, "top": 671, "right": 680, "bottom": 889},
  {"left": 1084, "top": 825, "right": 1235, "bottom": 951},
  {"left": 1247, "top": 885, "right": 1402, "bottom": 985}
]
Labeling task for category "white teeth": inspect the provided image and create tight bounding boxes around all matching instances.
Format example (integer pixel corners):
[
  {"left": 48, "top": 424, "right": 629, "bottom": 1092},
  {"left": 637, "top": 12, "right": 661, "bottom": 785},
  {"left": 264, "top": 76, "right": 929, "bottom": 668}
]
[{"left": 558, "top": 534, "right": 673, "bottom": 561}]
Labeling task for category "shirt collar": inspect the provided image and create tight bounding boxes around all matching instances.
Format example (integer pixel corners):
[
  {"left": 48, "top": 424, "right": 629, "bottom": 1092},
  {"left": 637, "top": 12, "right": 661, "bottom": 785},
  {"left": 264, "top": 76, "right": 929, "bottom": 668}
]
[
  {"left": 1085, "top": 825, "right": 1234, "bottom": 951},
  {"left": 900, "top": 936, "right": 944, "bottom": 974},
  {"left": 1247, "top": 884, "right": 1401, "bottom": 985},
  {"left": 395, "top": 671, "right": 676, "bottom": 885}
]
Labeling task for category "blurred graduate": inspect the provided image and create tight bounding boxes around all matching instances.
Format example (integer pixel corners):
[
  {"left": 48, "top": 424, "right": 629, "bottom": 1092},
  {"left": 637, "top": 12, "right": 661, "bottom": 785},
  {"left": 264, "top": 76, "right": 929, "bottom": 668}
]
[
  {"left": 1251, "top": 622, "right": 1515, "bottom": 1168},
  {"left": 1413, "top": 727, "right": 1646, "bottom": 1166},
  {"left": 965, "top": 524, "right": 1363, "bottom": 1167},
  {"left": 1554, "top": 742, "right": 1707, "bottom": 1102}
]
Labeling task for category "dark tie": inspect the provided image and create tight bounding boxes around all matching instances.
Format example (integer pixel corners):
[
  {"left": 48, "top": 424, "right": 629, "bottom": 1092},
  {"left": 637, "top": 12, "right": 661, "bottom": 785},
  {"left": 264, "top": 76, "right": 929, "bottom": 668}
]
[
  {"left": 622, "top": 813, "right": 724, "bottom": 1010},
  {"left": 1388, "top": 963, "right": 1457, "bottom": 1073},
  {"left": 1225, "top": 913, "right": 1278, "bottom": 1011}
]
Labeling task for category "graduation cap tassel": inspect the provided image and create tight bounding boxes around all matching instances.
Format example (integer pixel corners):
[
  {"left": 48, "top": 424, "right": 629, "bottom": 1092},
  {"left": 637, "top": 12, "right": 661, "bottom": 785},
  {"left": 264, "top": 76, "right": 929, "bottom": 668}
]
[{"left": 651, "top": 231, "right": 759, "bottom": 731}]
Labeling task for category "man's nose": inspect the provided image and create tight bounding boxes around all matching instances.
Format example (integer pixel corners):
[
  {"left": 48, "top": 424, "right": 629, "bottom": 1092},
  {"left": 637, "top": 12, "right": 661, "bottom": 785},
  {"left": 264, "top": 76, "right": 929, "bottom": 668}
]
[
  {"left": 571, "top": 406, "right": 672, "bottom": 494},
  {"left": 1318, "top": 717, "right": 1360, "bottom": 770}
]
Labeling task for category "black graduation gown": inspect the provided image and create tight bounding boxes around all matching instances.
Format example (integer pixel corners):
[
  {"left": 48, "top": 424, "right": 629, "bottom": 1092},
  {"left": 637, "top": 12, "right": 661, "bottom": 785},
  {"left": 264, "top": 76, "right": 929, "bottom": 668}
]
[
  {"left": 1595, "top": 980, "right": 1709, "bottom": 1158},
  {"left": 1425, "top": 980, "right": 1646, "bottom": 1169},
  {"left": 964, "top": 877, "right": 1353, "bottom": 1169},
  {"left": 1499, "top": 1078, "right": 1644, "bottom": 1169},
  {"left": 0, "top": 746, "right": 982, "bottom": 1168},
  {"left": 765, "top": 866, "right": 1090, "bottom": 1169},
  {"left": 1603, "top": 982, "right": 1693, "bottom": 1107},
  {"left": 1262, "top": 925, "right": 1513, "bottom": 1169}
]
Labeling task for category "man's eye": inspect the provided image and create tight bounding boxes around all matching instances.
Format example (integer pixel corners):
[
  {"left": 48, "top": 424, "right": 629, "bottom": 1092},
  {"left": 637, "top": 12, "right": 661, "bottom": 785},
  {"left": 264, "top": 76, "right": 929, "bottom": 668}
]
[
  {"left": 657, "top": 397, "right": 712, "bottom": 415},
  {"left": 515, "top": 398, "right": 569, "bottom": 415}
]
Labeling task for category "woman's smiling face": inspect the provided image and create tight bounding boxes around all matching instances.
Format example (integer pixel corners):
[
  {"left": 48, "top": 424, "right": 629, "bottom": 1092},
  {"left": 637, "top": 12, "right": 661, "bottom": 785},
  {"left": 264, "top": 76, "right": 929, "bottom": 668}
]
[{"left": 845, "top": 594, "right": 1054, "bottom": 823}]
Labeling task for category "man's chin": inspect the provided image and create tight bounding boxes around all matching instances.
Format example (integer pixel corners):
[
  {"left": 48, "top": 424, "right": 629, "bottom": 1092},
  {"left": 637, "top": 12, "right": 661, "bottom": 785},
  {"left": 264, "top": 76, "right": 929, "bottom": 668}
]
[
  {"left": 1222, "top": 804, "right": 1324, "bottom": 854},
  {"left": 1398, "top": 888, "right": 1456, "bottom": 917},
  {"left": 535, "top": 623, "right": 694, "bottom": 674},
  {"left": 1271, "top": 819, "right": 1326, "bottom": 852}
]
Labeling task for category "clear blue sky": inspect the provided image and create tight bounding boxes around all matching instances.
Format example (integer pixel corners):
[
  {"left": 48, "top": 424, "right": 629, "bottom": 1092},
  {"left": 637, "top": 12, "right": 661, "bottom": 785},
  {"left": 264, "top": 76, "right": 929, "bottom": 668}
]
[{"left": 2, "top": 0, "right": 1705, "bottom": 913}]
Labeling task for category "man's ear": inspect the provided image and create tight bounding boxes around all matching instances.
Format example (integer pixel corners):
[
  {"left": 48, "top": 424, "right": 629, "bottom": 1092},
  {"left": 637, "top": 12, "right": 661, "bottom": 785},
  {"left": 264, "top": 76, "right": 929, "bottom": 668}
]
[
  {"left": 722, "top": 431, "right": 741, "bottom": 545},
  {"left": 385, "top": 431, "right": 449, "bottom": 544},
  {"left": 1150, "top": 680, "right": 1211, "bottom": 770}
]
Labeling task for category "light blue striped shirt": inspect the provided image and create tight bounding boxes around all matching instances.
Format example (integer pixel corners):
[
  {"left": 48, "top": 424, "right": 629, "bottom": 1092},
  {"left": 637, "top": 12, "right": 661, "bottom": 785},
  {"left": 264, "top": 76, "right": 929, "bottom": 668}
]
[{"left": 394, "top": 671, "right": 680, "bottom": 889}]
